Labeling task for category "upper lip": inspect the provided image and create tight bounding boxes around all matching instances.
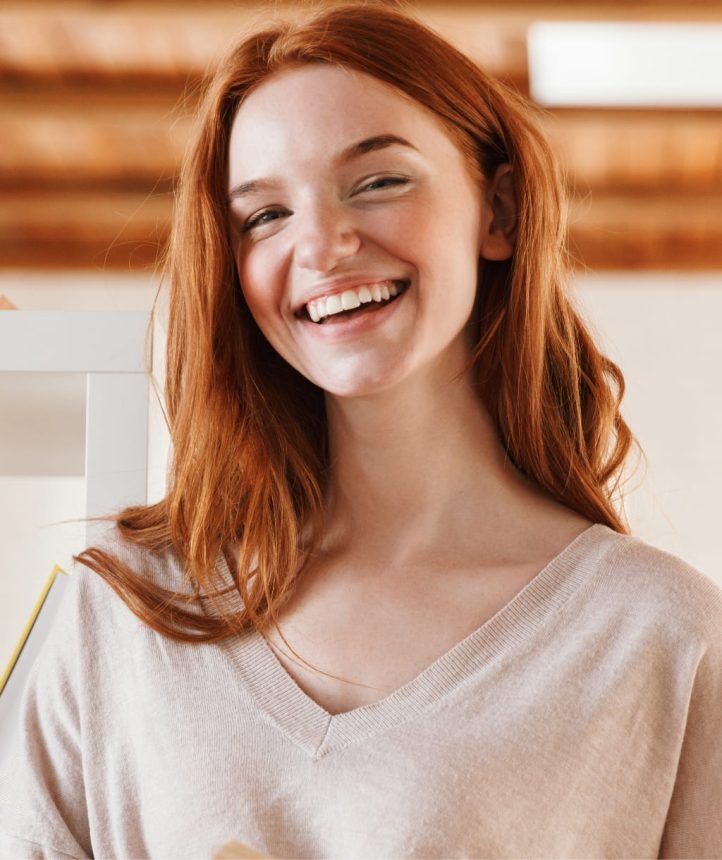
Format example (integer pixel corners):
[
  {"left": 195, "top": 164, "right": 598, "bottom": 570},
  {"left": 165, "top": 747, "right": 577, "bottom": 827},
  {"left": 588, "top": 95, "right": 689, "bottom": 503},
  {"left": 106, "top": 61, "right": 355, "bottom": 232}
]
[{"left": 294, "top": 275, "right": 409, "bottom": 316}]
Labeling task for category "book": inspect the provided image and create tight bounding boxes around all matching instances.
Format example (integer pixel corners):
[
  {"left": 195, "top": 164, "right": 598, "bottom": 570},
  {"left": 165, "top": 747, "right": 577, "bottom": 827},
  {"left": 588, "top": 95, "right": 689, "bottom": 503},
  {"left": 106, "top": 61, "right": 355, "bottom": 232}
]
[{"left": 0, "top": 565, "right": 70, "bottom": 763}]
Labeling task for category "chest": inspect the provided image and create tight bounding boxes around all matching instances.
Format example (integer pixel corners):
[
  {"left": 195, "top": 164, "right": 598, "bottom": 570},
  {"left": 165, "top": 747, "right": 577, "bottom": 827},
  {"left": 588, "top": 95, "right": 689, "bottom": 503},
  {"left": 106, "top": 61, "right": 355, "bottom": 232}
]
[
  {"left": 96, "top": 608, "right": 677, "bottom": 859},
  {"left": 262, "top": 561, "right": 543, "bottom": 715}
]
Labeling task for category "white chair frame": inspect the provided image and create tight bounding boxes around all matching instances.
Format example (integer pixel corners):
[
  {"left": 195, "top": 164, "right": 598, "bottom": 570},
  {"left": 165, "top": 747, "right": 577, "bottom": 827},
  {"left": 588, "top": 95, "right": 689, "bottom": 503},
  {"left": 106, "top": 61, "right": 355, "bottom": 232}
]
[{"left": 0, "top": 311, "right": 151, "bottom": 545}]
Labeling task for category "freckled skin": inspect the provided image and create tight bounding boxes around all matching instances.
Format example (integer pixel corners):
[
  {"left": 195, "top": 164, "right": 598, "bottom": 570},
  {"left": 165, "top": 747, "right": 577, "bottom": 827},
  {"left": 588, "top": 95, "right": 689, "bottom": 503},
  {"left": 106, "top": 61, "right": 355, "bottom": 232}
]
[{"left": 227, "top": 64, "right": 506, "bottom": 398}]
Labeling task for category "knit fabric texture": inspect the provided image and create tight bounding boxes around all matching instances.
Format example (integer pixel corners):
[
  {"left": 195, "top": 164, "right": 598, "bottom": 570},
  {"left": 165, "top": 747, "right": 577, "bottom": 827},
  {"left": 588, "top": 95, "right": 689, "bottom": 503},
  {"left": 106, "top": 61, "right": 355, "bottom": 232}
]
[{"left": 0, "top": 524, "right": 720, "bottom": 858}]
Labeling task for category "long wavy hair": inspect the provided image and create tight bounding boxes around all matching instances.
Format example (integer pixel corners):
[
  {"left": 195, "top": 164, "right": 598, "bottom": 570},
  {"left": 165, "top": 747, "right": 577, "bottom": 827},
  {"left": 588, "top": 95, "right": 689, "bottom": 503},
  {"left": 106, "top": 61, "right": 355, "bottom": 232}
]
[{"left": 76, "top": 1, "right": 638, "bottom": 665}]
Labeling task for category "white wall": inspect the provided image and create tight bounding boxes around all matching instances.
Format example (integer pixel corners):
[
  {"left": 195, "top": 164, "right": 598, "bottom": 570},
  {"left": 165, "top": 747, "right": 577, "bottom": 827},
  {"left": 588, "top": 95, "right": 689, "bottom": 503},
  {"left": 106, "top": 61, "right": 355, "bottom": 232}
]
[{"left": 574, "top": 271, "right": 722, "bottom": 579}]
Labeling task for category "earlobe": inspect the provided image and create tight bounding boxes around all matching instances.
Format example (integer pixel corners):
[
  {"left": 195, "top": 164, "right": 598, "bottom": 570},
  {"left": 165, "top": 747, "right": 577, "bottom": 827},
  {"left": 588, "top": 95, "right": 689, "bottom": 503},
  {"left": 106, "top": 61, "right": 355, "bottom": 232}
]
[{"left": 478, "top": 163, "right": 517, "bottom": 262}]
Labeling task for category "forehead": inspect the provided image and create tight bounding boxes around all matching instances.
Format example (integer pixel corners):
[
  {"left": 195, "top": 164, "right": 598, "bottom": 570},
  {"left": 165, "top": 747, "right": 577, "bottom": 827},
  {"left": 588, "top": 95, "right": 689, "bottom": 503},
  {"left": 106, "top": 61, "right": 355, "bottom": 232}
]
[{"left": 227, "top": 64, "right": 461, "bottom": 180}]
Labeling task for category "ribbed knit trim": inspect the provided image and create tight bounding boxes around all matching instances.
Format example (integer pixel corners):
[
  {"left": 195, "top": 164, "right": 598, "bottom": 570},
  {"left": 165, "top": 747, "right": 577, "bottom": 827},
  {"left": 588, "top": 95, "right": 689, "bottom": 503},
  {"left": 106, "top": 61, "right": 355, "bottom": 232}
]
[{"left": 220, "top": 523, "right": 624, "bottom": 759}]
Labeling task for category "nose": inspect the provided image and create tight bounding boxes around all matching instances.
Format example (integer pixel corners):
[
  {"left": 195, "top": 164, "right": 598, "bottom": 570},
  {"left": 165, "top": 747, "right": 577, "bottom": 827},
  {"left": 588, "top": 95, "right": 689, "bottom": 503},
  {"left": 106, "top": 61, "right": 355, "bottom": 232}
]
[{"left": 293, "top": 198, "right": 361, "bottom": 273}]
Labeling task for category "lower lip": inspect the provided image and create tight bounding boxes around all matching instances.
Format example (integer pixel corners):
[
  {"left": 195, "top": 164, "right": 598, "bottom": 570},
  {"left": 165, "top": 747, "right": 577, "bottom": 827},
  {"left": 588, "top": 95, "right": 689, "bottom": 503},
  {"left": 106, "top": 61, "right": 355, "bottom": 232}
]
[{"left": 299, "top": 282, "right": 409, "bottom": 342}]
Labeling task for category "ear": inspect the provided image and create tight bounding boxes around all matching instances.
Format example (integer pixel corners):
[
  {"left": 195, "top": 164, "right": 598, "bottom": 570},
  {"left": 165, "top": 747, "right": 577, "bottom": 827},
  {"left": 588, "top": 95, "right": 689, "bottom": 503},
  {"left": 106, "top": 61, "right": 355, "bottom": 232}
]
[{"left": 478, "top": 163, "right": 517, "bottom": 262}]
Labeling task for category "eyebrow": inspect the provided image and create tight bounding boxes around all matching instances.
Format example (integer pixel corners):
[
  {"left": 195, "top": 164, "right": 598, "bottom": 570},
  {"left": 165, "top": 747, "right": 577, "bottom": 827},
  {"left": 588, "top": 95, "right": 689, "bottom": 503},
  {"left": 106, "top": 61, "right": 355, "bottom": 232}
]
[{"left": 227, "top": 134, "right": 418, "bottom": 202}]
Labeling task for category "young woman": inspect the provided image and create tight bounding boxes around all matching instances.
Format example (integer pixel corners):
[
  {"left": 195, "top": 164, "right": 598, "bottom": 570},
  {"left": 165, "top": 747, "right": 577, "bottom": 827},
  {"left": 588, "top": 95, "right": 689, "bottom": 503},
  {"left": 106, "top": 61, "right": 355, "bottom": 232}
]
[{"left": 1, "top": 3, "right": 720, "bottom": 858}]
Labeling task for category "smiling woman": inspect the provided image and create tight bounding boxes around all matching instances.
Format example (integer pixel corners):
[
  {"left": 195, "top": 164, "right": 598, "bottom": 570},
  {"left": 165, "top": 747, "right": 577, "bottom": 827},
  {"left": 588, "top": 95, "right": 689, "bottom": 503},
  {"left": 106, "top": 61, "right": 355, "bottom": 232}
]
[
  {"left": 1, "top": 2, "right": 721, "bottom": 859},
  {"left": 225, "top": 63, "right": 514, "bottom": 397}
]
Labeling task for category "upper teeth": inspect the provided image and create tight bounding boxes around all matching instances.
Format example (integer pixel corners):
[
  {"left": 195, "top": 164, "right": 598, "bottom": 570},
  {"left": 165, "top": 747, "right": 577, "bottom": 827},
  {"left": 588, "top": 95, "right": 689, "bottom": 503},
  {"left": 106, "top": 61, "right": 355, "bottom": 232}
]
[{"left": 306, "top": 280, "right": 401, "bottom": 323}]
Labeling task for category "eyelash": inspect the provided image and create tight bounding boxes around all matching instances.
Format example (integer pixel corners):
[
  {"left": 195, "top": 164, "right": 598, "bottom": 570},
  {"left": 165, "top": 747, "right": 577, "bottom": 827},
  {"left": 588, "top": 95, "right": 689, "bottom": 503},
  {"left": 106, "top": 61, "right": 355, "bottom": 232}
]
[
  {"left": 240, "top": 176, "right": 409, "bottom": 233},
  {"left": 361, "top": 176, "right": 408, "bottom": 192}
]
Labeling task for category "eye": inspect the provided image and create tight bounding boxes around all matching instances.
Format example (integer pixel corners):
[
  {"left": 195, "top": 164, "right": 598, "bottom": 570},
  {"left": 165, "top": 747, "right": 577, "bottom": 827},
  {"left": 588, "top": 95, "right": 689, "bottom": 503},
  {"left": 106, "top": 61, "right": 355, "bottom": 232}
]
[
  {"left": 241, "top": 208, "right": 287, "bottom": 233},
  {"left": 358, "top": 176, "right": 409, "bottom": 193}
]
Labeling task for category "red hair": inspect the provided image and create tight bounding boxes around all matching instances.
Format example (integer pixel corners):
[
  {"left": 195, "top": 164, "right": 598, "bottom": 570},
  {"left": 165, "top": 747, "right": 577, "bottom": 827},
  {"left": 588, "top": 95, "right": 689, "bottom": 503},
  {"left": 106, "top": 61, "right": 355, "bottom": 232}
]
[{"left": 76, "top": 1, "right": 638, "bottom": 649}]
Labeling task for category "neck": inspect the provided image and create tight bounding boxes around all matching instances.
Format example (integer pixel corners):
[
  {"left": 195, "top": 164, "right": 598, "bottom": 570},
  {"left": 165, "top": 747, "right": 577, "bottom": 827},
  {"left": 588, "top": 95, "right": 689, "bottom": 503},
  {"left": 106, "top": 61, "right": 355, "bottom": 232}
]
[{"left": 320, "top": 354, "right": 562, "bottom": 570}]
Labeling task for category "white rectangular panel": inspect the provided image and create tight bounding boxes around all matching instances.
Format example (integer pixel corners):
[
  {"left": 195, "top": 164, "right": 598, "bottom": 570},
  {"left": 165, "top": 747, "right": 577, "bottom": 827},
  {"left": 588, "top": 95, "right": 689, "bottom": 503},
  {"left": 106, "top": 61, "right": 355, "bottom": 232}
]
[
  {"left": 0, "top": 311, "right": 147, "bottom": 372},
  {"left": 85, "top": 372, "right": 148, "bottom": 543},
  {"left": 528, "top": 23, "right": 722, "bottom": 107}
]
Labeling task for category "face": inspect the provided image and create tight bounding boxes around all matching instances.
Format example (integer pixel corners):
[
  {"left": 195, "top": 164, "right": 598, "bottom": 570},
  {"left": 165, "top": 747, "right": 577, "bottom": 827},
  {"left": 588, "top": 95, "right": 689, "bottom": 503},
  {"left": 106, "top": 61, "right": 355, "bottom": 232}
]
[{"left": 227, "top": 63, "right": 510, "bottom": 398}]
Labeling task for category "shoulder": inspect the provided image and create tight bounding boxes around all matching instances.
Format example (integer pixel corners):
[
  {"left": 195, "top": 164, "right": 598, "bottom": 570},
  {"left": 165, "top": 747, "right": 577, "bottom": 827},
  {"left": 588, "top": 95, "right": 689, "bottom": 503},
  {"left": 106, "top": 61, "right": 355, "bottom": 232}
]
[
  {"left": 60, "top": 523, "right": 198, "bottom": 638},
  {"left": 73, "top": 522, "right": 195, "bottom": 595},
  {"left": 67, "top": 523, "right": 237, "bottom": 632},
  {"left": 603, "top": 528, "right": 722, "bottom": 620},
  {"left": 585, "top": 525, "right": 722, "bottom": 653}
]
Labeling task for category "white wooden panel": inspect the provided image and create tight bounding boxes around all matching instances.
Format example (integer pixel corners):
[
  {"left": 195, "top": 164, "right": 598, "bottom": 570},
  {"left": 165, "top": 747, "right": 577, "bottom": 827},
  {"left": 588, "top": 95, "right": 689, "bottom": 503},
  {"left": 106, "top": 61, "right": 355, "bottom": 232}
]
[
  {"left": 85, "top": 372, "right": 148, "bottom": 543},
  {"left": 0, "top": 309, "right": 153, "bottom": 734},
  {"left": 0, "top": 310, "right": 147, "bottom": 372}
]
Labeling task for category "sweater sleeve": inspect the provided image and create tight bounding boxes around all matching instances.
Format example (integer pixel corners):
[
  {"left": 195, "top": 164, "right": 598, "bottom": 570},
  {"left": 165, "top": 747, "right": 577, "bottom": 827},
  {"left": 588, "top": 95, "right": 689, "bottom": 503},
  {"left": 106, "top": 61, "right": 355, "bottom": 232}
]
[
  {"left": 0, "top": 570, "right": 92, "bottom": 859},
  {"left": 658, "top": 609, "right": 722, "bottom": 859}
]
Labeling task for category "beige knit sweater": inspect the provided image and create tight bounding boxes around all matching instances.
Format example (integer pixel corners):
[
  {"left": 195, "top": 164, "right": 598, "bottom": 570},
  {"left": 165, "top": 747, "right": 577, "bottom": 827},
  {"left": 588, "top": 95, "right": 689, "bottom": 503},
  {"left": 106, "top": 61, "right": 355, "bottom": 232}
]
[{"left": 0, "top": 524, "right": 720, "bottom": 858}]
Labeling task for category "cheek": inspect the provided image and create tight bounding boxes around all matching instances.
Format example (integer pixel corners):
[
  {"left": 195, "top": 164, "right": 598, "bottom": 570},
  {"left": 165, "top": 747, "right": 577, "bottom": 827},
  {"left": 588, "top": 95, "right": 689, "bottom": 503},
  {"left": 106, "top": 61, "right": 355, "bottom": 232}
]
[
  {"left": 385, "top": 196, "right": 475, "bottom": 272},
  {"left": 383, "top": 203, "right": 430, "bottom": 246},
  {"left": 236, "top": 251, "right": 279, "bottom": 325}
]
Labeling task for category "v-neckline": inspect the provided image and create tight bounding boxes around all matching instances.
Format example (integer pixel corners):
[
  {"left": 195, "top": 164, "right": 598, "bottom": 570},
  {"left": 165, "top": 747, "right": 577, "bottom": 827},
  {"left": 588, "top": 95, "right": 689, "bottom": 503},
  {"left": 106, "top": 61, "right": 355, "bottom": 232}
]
[{"left": 220, "top": 523, "right": 615, "bottom": 758}]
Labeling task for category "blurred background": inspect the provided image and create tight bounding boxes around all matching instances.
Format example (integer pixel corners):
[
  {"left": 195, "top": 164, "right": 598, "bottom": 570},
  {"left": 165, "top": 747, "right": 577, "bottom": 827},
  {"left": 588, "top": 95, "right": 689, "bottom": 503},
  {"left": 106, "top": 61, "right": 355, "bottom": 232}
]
[{"left": 1, "top": 0, "right": 721, "bottom": 663}]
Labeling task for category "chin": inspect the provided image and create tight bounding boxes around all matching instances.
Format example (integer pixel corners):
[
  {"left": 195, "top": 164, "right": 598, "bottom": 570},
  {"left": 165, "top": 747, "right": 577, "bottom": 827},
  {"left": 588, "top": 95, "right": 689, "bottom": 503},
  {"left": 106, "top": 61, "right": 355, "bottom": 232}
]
[
  {"left": 301, "top": 349, "right": 403, "bottom": 396},
  {"left": 316, "top": 370, "right": 406, "bottom": 400},
  {"left": 321, "top": 381, "right": 391, "bottom": 400}
]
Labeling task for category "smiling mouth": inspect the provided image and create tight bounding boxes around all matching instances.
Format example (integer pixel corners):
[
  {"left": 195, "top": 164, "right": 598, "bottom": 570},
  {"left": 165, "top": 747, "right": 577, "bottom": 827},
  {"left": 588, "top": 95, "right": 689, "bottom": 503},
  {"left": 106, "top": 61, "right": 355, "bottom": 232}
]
[{"left": 300, "top": 279, "right": 410, "bottom": 324}]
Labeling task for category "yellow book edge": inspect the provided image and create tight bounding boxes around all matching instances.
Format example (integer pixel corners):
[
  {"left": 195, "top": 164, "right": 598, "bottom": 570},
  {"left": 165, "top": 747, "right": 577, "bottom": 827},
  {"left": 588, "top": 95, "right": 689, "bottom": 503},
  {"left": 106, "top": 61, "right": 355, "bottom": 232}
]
[{"left": 0, "top": 564, "right": 67, "bottom": 695}]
